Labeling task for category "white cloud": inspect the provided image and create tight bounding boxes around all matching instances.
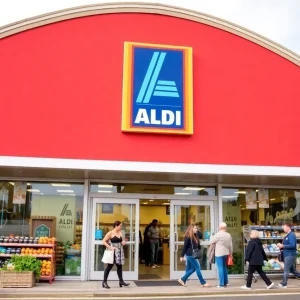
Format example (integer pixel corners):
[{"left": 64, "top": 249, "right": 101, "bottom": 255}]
[{"left": 0, "top": 0, "right": 299, "bottom": 54}]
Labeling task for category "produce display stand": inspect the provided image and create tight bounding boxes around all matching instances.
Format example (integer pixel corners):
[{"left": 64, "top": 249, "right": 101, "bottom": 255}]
[
  {"left": 243, "top": 225, "right": 300, "bottom": 280},
  {"left": 0, "top": 242, "right": 57, "bottom": 284}
]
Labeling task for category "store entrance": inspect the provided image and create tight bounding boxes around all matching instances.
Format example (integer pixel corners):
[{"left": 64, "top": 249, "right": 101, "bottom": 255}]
[
  {"left": 138, "top": 199, "right": 216, "bottom": 280},
  {"left": 89, "top": 196, "right": 216, "bottom": 281}
]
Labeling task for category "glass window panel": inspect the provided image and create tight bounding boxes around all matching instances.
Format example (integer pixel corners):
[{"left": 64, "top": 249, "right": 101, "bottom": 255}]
[
  {"left": 93, "top": 202, "right": 136, "bottom": 272},
  {"left": 173, "top": 204, "right": 212, "bottom": 272},
  {"left": 0, "top": 181, "right": 84, "bottom": 276},
  {"left": 222, "top": 187, "right": 300, "bottom": 275}
]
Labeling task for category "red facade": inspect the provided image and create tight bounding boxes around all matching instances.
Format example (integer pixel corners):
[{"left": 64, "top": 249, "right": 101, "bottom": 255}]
[{"left": 1, "top": 13, "right": 300, "bottom": 166}]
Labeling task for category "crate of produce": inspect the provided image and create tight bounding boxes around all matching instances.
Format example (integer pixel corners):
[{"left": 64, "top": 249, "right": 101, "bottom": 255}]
[{"left": 0, "top": 271, "right": 35, "bottom": 288}]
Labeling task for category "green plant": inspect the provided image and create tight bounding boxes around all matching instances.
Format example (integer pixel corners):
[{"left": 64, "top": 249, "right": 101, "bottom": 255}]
[{"left": 1, "top": 255, "right": 42, "bottom": 279}]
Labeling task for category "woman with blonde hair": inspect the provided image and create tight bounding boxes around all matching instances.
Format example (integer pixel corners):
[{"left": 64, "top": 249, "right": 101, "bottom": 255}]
[
  {"left": 241, "top": 230, "right": 274, "bottom": 290},
  {"left": 178, "top": 224, "right": 211, "bottom": 287}
]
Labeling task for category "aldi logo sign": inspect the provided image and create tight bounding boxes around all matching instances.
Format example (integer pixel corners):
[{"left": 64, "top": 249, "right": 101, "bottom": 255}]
[{"left": 122, "top": 42, "right": 193, "bottom": 135}]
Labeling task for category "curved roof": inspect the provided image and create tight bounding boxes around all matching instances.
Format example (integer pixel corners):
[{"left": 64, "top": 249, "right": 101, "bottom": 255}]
[{"left": 0, "top": 2, "right": 299, "bottom": 66}]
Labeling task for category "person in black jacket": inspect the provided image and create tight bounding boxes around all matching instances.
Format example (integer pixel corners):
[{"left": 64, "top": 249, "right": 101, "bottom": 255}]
[
  {"left": 143, "top": 222, "right": 152, "bottom": 266},
  {"left": 241, "top": 230, "right": 274, "bottom": 290},
  {"left": 178, "top": 224, "right": 211, "bottom": 287}
]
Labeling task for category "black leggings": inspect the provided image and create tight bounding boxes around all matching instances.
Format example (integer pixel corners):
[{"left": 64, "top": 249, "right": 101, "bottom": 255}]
[
  {"left": 247, "top": 265, "right": 271, "bottom": 287},
  {"left": 104, "top": 263, "right": 123, "bottom": 282}
]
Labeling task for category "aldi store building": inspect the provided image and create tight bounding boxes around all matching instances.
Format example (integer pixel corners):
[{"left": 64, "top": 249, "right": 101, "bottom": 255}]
[{"left": 0, "top": 2, "right": 300, "bottom": 281}]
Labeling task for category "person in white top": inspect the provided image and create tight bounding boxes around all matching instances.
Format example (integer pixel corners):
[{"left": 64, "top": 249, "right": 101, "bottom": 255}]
[{"left": 210, "top": 222, "right": 233, "bottom": 288}]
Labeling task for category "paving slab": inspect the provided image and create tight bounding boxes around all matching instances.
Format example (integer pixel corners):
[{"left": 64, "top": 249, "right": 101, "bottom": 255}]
[{"left": 0, "top": 279, "right": 300, "bottom": 298}]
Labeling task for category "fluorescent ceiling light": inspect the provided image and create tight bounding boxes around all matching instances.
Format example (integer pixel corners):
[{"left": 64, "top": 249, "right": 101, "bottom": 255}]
[
  {"left": 32, "top": 192, "right": 44, "bottom": 195},
  {"left": 9, "top": 182, "right": 31, "bottom": 186},
  {"left": 27, "top": 189, "right": 40, "bottom": 192},
  {"left": 175, "top": 192, "right": 190, "bottom": 195},
  {"left": 143, "top": 202, "right": 148, "bottom": 205},
  {"left": 149, "top": 200, "right": 154, "bottom": 202},
  {"left": 61, "top": 194, "right": 75, "bottom": 196},
  {"left": 163, "top": 203, "right": 169, "bottom": 205},
  {"left": 51, "top": 183, "right": 71, "bottom": 187},
  {"left": 98, "top": 190, "right": 112, "bottom": 193},
  {"left": 234, "top": 191, "right": 246, "bottom": 194},
  {"left": 270, "top": 198, "right": 276, "bottom": 201},
  {"left": 57, "top": 190, "right": 74, "bottom": 193},
  {"left": 183, "top": 187, "right": 205, "bottom": 191},
  {"left": 98, "top": 184, "right": 113, "bottom": 188}
]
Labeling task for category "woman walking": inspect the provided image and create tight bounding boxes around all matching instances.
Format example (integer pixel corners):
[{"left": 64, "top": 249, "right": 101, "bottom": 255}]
[
  {"left": 241, "top": 230, "right": 274, "bottom": 290},
  {"left": 102, "top": 221, "right": 130, "bottom": 289},
  {"left": 210, "top": 222, "right": 233, "bottom": 288},
  {"left": 178, "top": 224, "right": 211, "bottom": 287}
]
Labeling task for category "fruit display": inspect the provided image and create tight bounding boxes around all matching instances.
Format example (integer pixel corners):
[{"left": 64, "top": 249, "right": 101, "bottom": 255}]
[
  {"left": 56, "top": 243, "right": 65, "bottom": 263},
  {"left": 41, "top": 259, "right": 53, "bottom": 276},
  {"left": 0, "top": 235, "right": 40, "bottom": 244},
  {"left": 65, "top": 241, "right": 81, "bottom": 255},
  {"left": 0, "top": 236, "right": 56, "bottom": 284},
  {"left": 39, "top": 237, "right": 56, "bottom": 244}
]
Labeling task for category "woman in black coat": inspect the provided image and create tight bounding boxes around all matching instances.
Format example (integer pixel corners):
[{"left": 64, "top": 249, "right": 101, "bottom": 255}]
[{"left": 241, "top": 230, "right": 274, "bottom": 290}]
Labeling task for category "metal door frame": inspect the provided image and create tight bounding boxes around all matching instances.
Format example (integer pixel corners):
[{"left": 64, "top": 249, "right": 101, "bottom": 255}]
[
  {"left": 170, "top": 199, "right": 217, "bottom": 280},
  {"left": 89, "top": 197, "right": 140, "bottom": 280}
]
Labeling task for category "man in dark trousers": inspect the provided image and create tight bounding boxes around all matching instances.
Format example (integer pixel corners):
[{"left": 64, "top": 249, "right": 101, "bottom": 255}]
[{"left": 143, "top": 221, "right": 152, "bottom": 266}]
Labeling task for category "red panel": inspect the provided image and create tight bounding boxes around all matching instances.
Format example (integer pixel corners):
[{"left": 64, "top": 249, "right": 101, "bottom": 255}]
[{"left": 1, "top": 13, "right": 300, "bottom": 166}]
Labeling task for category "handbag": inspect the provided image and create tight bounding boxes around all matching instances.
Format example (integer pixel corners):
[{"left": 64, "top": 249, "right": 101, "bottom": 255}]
[
  {"left": 102, "top": 248, "right": 114, "bottom": 264},
  {"left": 191, "top": 239, "right": 201, "bottom": 259},
  {"left": 226, "top": 254, "right": 234, "bottom": 266}
]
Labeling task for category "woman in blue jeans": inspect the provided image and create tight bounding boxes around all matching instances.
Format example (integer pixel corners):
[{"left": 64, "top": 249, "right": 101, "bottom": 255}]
[{"left": 178, "top": 224, "right": 211, "bottom": 287}]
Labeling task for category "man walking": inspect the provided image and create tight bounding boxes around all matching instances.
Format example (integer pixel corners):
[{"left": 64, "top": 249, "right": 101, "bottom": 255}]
[
  {"left": 277, "top": 222, "right": 300, "bottom": 288},
  {"left": 148, "top": 219, "right": 160, "bottom": 269}
]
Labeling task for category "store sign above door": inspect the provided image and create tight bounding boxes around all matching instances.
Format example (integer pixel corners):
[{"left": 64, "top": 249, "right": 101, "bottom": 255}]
[{"left": 122, "top": 42, "right": 193, "bottom": 135}]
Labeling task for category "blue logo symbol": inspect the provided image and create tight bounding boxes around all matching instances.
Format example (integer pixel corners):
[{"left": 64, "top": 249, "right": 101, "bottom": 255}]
[
  {"left": 122, "top": 42, "right": 193, "bottom": 135},
  {"left": 136, "top": 52, "right": 179, "bottom": 104}
]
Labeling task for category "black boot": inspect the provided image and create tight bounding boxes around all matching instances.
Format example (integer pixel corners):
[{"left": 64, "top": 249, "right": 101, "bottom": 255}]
[
  {"left": 117, "top": 268, "right": 130, "bottom": 287},
  {"left": 119, "top": 281, "right": 130, "bottom": 287},
  {"left": 102, "top": 281, "right": 110, "bottom": 289}
]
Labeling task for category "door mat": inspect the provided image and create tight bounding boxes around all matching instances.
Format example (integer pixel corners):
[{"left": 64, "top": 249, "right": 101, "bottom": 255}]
[
  {"left": 139, "top": 274, "right": 161, "bottom": 280},
  {"left": 134, "top": 280, "right": 180, "bottom": 287}
]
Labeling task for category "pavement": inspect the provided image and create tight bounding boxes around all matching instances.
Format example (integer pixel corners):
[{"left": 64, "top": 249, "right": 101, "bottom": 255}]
[{"left": 0, "top": 278, "right": 300, "bottom": 298}]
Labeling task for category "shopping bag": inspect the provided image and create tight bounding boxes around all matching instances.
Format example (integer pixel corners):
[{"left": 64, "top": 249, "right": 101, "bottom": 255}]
[
  {"left": 226, "top": 254, "right": 234, "bottom": 266},
  {"left": 102, "top": 248, "right": 114, "bottom": 264}
]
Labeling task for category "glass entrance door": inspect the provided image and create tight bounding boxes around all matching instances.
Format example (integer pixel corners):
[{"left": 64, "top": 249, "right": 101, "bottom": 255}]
[
  {"left": 89, "top": 198, "right": 139, "bottom": 280},
  {"left": 170, "top": 200, "right": 216, "bottom": 280}
]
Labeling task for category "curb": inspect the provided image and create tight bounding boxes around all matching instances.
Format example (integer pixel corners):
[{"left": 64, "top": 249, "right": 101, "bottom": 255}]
[{"left": 1, "top": 288, "right": 300, "bottom": 298}]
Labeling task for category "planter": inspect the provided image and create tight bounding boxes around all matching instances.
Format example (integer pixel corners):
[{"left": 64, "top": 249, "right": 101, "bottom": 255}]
[{"left": 0, "top": 271, "right": 36, "bottom": 288}]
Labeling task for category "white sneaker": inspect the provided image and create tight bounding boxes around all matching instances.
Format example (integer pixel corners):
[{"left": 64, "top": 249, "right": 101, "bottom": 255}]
[
  {"left": 277, "top": 283, "right": 287, "bottom": 289},
  {"left": 178, "top": 279, "right": 186, "bottom": 287},
  {"left": 267, "top": 282, "right": 274, "bottom": 289},
  {"left": 241, "top": 285, "right": 251, "bottom": 290},
  {"left": 152, "top": 265, "right": 157, "bottom": 269},
  {"left": 155, "top": 264, "right": 160, "bottom": 268},
  {"left": 216, "top": 285, "right": 225, "bottom": 288}
]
